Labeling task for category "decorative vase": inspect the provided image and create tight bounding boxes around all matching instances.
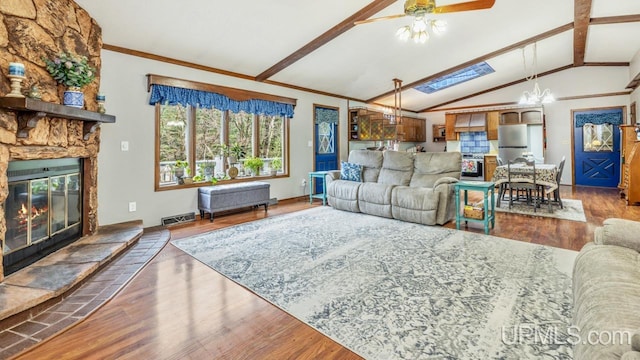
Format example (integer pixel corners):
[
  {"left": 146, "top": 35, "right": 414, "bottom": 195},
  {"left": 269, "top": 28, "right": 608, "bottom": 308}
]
[{"left": 63, "top": 87, "right": 84, "bottom": 108}]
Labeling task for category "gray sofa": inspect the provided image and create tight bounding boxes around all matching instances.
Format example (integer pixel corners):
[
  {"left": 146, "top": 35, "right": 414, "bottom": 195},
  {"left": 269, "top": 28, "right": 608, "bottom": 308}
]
[
  {"left": 573, "top": 218, "right": 640, "bottom": 359},
  {"left": 326, "top": 150, "right": 461, "bottom": 225}
]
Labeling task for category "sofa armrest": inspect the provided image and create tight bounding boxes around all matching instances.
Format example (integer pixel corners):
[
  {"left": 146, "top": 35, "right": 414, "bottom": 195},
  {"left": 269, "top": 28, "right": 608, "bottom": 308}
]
[
  {"left": 433, "top": 176, "right": 459, "bottom": 189},
  {"left": 326, "top": 170, "right": 341, "bottom": 181},
  {"left": 594, "top": 218, "right": 640, "bottom": 252}
]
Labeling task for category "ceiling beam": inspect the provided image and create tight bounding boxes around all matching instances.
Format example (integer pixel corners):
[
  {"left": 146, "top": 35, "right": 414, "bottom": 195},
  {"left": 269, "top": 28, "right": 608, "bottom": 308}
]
[
  {"left": 424, "top": 91, "right": 632, "bottom": 113},
  {"left": 366, "top": 22, "right": 575, "bottom": 103},
  {"left": 590, "top": 14, "right": 640, "bottom": 25},
  {"left": 102, "top": 44, "right": 369, "bottom": 104},
  {"left": 573, "top": 0, "right": 592, "bottom": 66},
  {"left": 254, "top": 0, "right": 397, "bottom": 82}
]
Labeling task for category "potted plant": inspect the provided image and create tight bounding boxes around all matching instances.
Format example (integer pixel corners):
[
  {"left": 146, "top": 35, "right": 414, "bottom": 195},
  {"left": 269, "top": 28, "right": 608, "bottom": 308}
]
[
  {"left": 43, "top": 52, "right": 96, "bottom": 108},
  {"left": 229, "top": 143, "right": 246, "bottom": 164},
  {"left": 270, "top": 158, "right": 282, "bottom": 176},
  {"left": 244, "top": 156, "right": 264, "bottom": 176},
  {"left": 174, "top": 160, "right": 188, "bottom": 181}
]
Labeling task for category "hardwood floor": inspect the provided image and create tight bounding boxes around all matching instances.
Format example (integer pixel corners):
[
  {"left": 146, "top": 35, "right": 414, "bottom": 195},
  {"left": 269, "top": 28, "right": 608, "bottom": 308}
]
[{"left": 15, "top": 186, "right": 640, "bottom": 359}]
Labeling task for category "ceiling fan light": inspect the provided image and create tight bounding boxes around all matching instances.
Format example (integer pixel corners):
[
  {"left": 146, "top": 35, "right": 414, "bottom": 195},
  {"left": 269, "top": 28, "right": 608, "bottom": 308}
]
[
  {"left": 430, "top": 20, "right": 447, "bottom": 34},
  {"left": 542, "top": 92, "right": 554, "bottom": 104},
  {"left": 411, "top": 17, "right": 428, "bottom": 32},
  {"left": 396, "top": 26, "right": 411, "bottom": 41},
  {"left": 415, "top": 31, "right": 429, "bottom": 44}
]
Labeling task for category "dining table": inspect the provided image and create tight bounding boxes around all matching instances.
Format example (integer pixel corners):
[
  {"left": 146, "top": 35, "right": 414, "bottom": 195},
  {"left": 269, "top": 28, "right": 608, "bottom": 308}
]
[{"left": 492, "top": 163, "right": 558, "bottom": 207}]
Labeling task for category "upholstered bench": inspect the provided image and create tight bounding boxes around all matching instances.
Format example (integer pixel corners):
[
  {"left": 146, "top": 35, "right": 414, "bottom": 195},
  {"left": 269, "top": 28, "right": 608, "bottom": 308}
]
[{"left": 198, "top": 181, "right": 270, "bottom": 222}]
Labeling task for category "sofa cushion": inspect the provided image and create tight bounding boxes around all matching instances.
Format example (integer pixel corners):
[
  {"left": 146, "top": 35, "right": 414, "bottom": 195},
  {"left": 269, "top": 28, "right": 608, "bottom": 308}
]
[
  {"left": 378, "top": 151, "right": 414, "bottom": 186},
  {"left": 348, "top": 149, "right": 383, "bottom": 183},
  {"left": 595, "top": 218, "right": 640, "bottom": 253},
  {"left": 410, "top": 152, "right": 462, "bottom": 188},
  {"left": 358, "top": 182, "right": 394, "bottom": 218},
  {"left": 340, "top": 161, "right": 362, "bottom": 182},
  {"left": 573, "top": 243, "right": 640, "bottom": 359},
  {"left": 391, "top": 186, "right": 439, "bottom": 225},
  {"left": 327, "top": 180, "right": 361, "bottom": 213}
]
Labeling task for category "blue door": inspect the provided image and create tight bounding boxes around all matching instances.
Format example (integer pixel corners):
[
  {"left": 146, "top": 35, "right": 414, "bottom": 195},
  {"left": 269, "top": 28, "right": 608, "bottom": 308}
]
[
  {"left": 573, "top": 108, "right": 622, "bottom": 187},
  {"left": 314, "top": 105, "right": 339, "bottom": 194}
]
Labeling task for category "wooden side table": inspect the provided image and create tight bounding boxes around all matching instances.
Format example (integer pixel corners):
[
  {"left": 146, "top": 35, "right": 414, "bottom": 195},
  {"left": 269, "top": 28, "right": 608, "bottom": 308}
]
[
  {"left": 309, "top": 171, "right": 331, "bottom": 205},
  {"left": 454, "top": 181, "right": 496, "bottom": 234}
]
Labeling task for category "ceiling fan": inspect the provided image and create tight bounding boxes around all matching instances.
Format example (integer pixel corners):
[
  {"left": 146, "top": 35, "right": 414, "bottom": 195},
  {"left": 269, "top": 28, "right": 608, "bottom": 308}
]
[
  {"left": 355, "top": 0, "right": 496, "bottom": 43},
  {"left": 355, "top": 0, "right": 496, "bottom": 25}
]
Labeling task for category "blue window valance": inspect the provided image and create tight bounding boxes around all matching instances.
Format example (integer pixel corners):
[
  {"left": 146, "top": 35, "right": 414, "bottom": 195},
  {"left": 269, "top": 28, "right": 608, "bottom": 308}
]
[
  {"left": 575, "top": 110, "right": 623, "bottom": 127},
  {"left": 314, "top": 106, "right": 339, "bottom": 124},
  {"left": 149, "top": 84, "right": 295, "bottom": 118}
]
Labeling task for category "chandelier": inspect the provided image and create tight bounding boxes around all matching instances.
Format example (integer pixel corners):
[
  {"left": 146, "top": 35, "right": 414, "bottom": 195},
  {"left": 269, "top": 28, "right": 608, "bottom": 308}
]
[
  {"left": 396, "top": 17, "right": 447, "bottom": 44},
  {"left": 519, "top": 42, "right": 554, "bottom": 105}
]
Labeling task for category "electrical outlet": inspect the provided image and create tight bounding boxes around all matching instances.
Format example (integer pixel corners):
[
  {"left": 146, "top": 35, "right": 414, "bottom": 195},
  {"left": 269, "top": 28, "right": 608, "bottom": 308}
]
[
  {"left": 121, "top": 141, "right": 129, "bottom": 151},
  {"left": 128, "top": 202, "right": 136, "bottom": 212},
  {"left": 301, "top": 179, "right": 307, "bottom": 187}
]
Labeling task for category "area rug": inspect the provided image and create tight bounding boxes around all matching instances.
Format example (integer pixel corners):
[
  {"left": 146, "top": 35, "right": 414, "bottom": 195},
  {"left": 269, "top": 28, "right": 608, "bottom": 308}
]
[
  {"left": 494, "top": 196, "right": 587, "bottom": 222},
  {"left": 172, "top": 207, "right": 577, "bottom": 360}
]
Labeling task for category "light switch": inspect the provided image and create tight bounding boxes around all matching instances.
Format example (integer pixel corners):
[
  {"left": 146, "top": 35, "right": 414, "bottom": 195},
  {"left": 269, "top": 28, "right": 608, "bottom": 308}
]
[
  {"left": 121, "top": 141, "right": 129, "bottom": 151},
  {"left": 307, "top": 140, "right": 313, "bottom": 147}
]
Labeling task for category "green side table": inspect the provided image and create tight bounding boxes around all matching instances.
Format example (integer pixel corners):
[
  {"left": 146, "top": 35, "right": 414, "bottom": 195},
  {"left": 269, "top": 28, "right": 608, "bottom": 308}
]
[
  {"left": 454, "top": 181, "right": 496, "bottom": 234},
  {"left": 309, "top": 170, "right": 331, "bottom": 205}
]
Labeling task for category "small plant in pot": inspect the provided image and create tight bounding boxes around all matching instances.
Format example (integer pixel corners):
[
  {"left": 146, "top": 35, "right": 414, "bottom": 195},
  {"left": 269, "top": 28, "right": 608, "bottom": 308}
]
[
  {"left": 270, "top": 158, "right": 282, "bottom": 176},
  {"left": 244, "top": 156, "right": 264, "bottom": 176},
  {"left": 229, "top": 143, "right": 246, "bottom": 164},
  {"left": 174, "top": 160, "right": 188, "bottom": 182}
]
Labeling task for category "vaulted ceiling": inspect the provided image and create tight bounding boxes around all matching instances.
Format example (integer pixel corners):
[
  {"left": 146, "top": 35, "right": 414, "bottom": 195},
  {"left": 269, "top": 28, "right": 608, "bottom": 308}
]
[{"left": 75, "top": 0, "right": 640, "bottom": 112}]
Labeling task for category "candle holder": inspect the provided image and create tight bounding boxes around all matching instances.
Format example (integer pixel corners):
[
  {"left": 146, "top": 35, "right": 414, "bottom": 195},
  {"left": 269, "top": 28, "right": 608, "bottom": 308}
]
[
  {"left": 6, "top": 74, "right": 26, "bottom": 98},
  {"left": 96, "top": 93, "right": 106, "bottom": 114}
]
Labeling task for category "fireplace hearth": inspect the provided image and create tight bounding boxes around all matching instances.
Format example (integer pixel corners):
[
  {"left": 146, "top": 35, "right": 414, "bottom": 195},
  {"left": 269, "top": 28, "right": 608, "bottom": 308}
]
[{"left": 3, "top": 158, "right": 83, "bottom": 275}]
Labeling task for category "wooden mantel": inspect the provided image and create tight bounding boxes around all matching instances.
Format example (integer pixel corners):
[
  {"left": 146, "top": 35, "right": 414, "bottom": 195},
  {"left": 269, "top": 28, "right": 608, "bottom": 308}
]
[{"left": 0, "top": 97, "right": 116, "bottom": 140}]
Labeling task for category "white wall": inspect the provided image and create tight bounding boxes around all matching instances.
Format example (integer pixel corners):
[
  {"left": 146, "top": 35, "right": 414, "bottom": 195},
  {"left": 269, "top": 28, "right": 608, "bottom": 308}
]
[
  {"left": 97, "top": 52, "right": 635, "bottom": 226},
  {"left": 421, "top": 66, "right": 632, "bottom": 185},
  {"left": 97, "top": 50, "right": 348, "bottom": 227}
]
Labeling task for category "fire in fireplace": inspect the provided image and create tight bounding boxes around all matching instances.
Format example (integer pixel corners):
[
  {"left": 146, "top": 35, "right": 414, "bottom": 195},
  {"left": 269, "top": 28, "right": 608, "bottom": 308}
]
[{"left": 3, "top": 158, "right": 82, "bottom": 275}]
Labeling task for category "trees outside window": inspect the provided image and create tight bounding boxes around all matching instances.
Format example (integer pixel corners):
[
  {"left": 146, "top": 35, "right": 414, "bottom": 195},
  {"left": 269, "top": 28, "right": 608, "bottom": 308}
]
[{"left": 156, "top": 105, "right": 288, "bottom": 189}]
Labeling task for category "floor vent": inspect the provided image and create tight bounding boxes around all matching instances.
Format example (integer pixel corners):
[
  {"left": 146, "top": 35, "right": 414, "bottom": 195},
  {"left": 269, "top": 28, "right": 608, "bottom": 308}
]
[
  {"left": 161, "top": 212, "right": 196, "bottom": 227},
  {"left": 268, "top": 197, "right": 278, "bottom": 206}
]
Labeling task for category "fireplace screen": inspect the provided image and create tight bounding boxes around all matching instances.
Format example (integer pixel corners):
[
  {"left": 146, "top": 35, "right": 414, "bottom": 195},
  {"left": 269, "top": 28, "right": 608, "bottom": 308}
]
[{"left": 3, "top": 159, "right": 82, "bottom": 268}]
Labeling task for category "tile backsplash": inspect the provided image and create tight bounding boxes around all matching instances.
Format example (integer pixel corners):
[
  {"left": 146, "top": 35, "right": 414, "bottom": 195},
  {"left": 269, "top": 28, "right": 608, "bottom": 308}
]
[{"left": 460, "top": 132, "right": 490, "bottom": 154}]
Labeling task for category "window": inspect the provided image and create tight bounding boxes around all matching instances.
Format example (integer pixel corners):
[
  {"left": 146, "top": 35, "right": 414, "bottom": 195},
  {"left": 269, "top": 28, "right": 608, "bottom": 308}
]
[
  {"left": 414, "top": 62, "right": 495, "bottom": 94},
  {"left": 157, "top": 105, "right": 289, "bottom": 189},
  {"left": 150, "top": 75, "right": 295, "bottom": 190},
  {"left": 583, "top": 123, "right": 614, "bottom": 152}
]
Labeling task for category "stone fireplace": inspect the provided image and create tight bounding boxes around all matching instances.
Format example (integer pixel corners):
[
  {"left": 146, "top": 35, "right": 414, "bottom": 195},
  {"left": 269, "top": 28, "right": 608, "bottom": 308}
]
[
  {"left": 0, "top": 0, "right": 106, "bottom": 281},
  {"left": 4, "top": 158, "right": 83, "bottom": 275}
]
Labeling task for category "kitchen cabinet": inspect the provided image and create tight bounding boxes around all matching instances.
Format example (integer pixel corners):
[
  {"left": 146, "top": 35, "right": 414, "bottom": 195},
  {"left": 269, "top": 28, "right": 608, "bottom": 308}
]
[
  {"left": 348, "top": 108, "right": 425, "bottom": 142},
  {"left": 398, "top": 116, "right": 426, "bottom": 142},
  {"left": 483, "top": 154, "right": 498, "bottom": 181},
  {"left": 499, "top": 108, "right": 543, "bottom": 125},
  {"left": 433, "top": 124, "right": 446, "bottom": 142},
  {"left": 445, "top": 114, "right": 457, "bottom": 141},
  {"left": 487, "top": 111, "right": 499, "bottom": 140}
]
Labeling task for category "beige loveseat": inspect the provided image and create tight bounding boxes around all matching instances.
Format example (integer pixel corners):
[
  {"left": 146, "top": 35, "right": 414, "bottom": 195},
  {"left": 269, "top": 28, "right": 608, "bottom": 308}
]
[
  {"left": 573, "top": 218, "right": 640, "bottom": 359},
  {"left": 325, "top": 150, "right": 461, "bottom": 225}
]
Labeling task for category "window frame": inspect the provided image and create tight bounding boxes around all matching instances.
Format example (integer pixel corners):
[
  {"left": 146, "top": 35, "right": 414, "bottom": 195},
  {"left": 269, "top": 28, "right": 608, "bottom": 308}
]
[{"left": 151, "top": 76, "right": 293, "bottom": 192}]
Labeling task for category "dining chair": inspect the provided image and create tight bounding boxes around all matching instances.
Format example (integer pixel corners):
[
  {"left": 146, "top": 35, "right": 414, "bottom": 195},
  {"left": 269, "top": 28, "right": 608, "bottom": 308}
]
[
  {"left": 553, "top": 156, "right": 566, "bottom": 209},
  {"left": 507, "top": 159, "right": 539, "bottom": 212}
]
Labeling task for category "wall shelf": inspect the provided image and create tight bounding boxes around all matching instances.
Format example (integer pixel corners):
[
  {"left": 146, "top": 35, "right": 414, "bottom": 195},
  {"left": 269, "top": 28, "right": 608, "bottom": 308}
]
[{"left": 0, "top": 97, "right": 116, "bottom": 139}]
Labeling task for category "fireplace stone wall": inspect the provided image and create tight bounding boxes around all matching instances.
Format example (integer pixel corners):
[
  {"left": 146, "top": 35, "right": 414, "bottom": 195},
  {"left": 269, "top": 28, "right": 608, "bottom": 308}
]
[{"left": 0, "top": 0, "right": 104, "bottom": 281}]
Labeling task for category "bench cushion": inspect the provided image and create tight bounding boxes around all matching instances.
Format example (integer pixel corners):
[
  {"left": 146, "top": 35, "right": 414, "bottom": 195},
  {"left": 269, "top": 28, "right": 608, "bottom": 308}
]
[{"left": 199, "top": 181, "right": 269, "bottom": 195}]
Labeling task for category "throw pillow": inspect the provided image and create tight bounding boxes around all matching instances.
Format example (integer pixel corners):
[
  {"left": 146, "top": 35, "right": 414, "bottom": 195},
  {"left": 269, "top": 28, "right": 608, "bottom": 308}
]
[{"left": 340, "top": 161, "right": 362, "bottom": 182}]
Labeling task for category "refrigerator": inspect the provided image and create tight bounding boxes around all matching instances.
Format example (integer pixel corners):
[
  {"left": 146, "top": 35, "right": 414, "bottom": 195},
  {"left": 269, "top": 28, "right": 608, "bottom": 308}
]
[{"left": 498, "top": 124, "right": 544, "bottom": 163}]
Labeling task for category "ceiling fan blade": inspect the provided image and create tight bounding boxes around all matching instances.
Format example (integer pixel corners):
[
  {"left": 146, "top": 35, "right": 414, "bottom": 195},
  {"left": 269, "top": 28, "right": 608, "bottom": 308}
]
[
  {"left": 354, "top": 13, "right": 407, "bottom": 25},
  {"left": 433, "top": 0, "right": 495, "bottom": 14}
]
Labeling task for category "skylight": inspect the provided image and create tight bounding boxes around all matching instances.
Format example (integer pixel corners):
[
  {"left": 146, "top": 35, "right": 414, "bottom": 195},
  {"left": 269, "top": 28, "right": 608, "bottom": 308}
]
[{"left": 414, "top": 62, "right": 495, "bottom": 94}]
